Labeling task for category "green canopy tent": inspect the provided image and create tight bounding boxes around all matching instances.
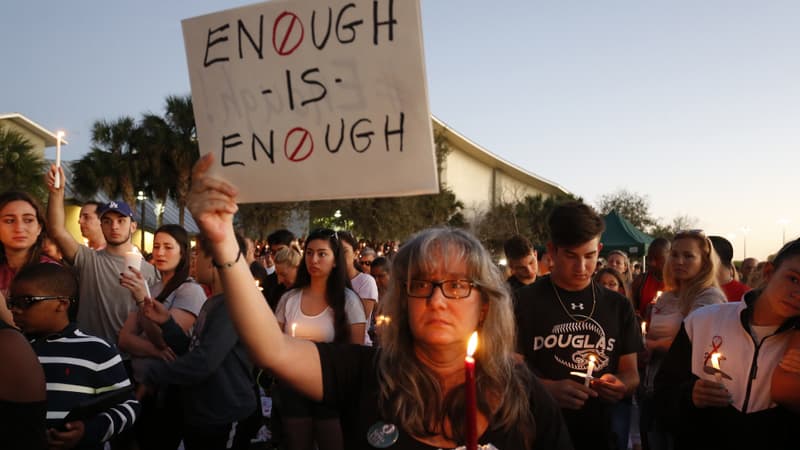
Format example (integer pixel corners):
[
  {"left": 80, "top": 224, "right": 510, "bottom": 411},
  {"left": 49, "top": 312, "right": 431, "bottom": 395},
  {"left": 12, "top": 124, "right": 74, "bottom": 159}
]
[{"left": 600, "top": 210, "right": 654, "bottom": 259}]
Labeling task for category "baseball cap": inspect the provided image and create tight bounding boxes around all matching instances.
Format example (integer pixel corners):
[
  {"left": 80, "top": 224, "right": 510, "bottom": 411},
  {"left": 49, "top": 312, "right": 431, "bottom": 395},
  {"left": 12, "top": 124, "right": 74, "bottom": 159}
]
[{"left": 98, "top": 201, "right": 134, "bottom": 219}]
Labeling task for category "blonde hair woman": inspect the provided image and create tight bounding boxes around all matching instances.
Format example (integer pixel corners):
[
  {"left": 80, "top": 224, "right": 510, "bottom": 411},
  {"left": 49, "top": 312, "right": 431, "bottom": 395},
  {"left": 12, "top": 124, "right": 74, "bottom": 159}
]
[{"left": 642, "top": 230, "right": 726, "bottom": 448}]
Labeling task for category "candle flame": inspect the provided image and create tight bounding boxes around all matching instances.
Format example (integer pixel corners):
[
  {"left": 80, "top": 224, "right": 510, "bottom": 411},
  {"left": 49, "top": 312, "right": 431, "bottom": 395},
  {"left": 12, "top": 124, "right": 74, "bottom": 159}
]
[
  {"left": 589, "top": 354, "right": 597, "bottom": 363},
  {"left": 57, "top": 130, "right": 65, "bottom": 139},
  {"left": 467, "top": 331, "right": 478, "bottom": 357},
  {"left": 652, "top": 291, "right": 663, "bottom": 304},
  {"left": 711, "top": 352, "right": 721, "bottom": 370}
]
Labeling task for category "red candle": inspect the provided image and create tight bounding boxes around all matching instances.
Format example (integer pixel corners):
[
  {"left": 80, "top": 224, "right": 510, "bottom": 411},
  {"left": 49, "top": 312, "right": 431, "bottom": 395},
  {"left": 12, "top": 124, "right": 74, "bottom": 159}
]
[{"left": 465, "top": 331, "right": 478, "bottom": 450}]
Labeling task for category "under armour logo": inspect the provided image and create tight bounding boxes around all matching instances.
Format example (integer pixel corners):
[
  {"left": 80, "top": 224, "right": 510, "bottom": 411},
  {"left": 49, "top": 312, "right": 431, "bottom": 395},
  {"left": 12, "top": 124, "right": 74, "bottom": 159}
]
[{"left": 570, "top": 303, "right": 584, "bottom": 310}]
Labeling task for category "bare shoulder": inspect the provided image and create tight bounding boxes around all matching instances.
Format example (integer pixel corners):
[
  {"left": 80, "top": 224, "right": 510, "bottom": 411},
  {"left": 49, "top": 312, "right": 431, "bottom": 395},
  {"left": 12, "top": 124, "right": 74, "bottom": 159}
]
[{"left": 0, "top": 329, "right": 46, "bottom": 402}]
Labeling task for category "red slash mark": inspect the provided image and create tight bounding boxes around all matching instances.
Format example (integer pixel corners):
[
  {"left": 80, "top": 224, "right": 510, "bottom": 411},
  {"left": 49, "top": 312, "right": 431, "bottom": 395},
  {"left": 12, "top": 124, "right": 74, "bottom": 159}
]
[
  {"left": 273, "top": 12, "right": 304, "bottom": 56},
  {"left": 284, "top": 127, "right": 314, "bottom": 162}
]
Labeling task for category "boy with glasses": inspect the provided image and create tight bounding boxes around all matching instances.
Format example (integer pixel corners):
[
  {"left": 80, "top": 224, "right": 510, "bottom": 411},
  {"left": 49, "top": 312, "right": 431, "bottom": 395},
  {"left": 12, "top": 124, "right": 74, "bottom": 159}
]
[{"left": 8, "top": 263, "right": 139, "bottom": 450}]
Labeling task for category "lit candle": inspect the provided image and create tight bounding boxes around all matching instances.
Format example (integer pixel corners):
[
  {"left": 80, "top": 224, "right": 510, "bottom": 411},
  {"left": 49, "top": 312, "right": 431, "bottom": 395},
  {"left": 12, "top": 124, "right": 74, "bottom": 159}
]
[
  {"left": 255, "top": 279, "right": 263, "bottom": 291},
  {"left": 291, "top": 322, "right": 297, "bottom": 338},
  {"left": 711, "top": 352, "right": 722, "bottom": 383},
  {"left": 465, "top": 331, "right": 478, "bottom": 450},
  {"left": 54, "top": 130, "right": 65, "bottom": 188},
  {"left": 651, "top": 290, "right": 662, "bottom": 304},
  {"left": 585, "top": 354, "right": 596, "bottom": 387},
  {"left": 641, "top": 321, "right": 647, "bottom": 337}
]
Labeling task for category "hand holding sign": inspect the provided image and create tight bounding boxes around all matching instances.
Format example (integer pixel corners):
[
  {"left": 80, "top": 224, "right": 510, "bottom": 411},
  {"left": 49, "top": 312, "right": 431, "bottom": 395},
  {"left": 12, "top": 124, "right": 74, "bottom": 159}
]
[{"left": 182, "top": 0, "right": 437, "bottom": 203}]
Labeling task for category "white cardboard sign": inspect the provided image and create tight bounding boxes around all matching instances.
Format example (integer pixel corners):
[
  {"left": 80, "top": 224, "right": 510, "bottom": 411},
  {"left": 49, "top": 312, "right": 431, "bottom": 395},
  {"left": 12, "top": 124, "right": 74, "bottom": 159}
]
[{"left": 182, "top": 0, "right": 438, "bottom": 203}]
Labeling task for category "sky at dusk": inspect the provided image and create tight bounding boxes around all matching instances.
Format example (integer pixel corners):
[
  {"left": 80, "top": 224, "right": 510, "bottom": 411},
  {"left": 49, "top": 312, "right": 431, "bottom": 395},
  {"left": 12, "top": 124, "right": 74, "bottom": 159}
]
[{"left": 2, "top": 0, "right": 798, "bottom": 260}]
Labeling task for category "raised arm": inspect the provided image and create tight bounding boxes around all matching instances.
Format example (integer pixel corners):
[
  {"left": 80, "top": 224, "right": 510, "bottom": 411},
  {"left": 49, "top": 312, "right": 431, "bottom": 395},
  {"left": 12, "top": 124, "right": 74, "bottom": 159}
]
[
  {"left": 187, "top": 154, "right": 323, "bottom": 401},
  {"left": 45, "top": 165, "right": 80, "bottom": 264}
]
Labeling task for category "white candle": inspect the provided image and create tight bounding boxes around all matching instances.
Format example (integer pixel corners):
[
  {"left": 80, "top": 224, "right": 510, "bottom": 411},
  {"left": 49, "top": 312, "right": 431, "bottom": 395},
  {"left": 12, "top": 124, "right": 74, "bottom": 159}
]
[
  {"left": 711, "top": 352, "right": 722, "bottom": 383},
  {"left": 291, "top": 322, "right": 297, "bottom": 338},
  {"left": 54, "top": 130, "right": 65, "bottom": 188},
  {"left": 585, "top": 355, "right": 596, "bottom": 387}
]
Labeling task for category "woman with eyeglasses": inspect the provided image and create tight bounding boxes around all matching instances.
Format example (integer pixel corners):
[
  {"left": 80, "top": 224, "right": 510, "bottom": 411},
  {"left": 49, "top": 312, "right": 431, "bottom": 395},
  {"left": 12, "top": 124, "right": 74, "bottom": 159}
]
[
  {"left": 0, "top": 191, "right": 58, "bottom": 326},
  {"left": 653, "top": 238, "right": 800, "bottom": 449},
  {"left": 273, "top": 228, "right": 366, "bottom": 450},
  {"left": 185, "top": 153, "right": 572, "bottom": 450},
  {"left": 338, "top": 231, "right": 379, "bottom": 346},
  {"left": 641, "top": 230, "right": 726, "bottom": 449}
]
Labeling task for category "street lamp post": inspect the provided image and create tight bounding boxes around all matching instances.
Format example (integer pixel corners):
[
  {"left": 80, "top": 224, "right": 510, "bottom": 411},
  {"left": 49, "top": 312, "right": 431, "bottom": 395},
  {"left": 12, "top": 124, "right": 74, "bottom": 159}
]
[
  {"left": 740, "top": 227, "right": 751, "bottom": 258},
  {"left": 778, "top": 219, "right": 790, "bottom": 245},
  {"left": 137, "top": 190, "right": 147, "bottom": 251}
]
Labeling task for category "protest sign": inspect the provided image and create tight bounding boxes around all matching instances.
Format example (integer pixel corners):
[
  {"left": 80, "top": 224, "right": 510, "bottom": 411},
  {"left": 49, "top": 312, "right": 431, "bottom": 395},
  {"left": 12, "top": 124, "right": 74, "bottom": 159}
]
[{"left": 182, "top": 0, "right": 438, "bottom": 203}]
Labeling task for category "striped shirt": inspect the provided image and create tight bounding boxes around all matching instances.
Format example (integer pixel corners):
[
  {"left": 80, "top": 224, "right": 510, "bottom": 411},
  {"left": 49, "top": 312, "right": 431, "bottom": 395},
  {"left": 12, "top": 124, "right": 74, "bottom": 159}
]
[{"left": 29, "top": 324, "right": 139, "bottom": 449}]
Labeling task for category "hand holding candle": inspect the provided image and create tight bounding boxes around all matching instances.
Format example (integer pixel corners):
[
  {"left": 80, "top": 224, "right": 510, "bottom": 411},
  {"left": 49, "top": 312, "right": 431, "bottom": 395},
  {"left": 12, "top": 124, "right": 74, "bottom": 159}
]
[{"left": 465, "top": 331, "right": 478, "bottom": 450}]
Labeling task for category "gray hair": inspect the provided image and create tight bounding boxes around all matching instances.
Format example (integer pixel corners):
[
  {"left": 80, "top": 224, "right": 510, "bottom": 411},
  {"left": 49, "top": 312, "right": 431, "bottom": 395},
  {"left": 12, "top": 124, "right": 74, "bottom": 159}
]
[{"left": 376, "top": 228, "right": 534, "bottom": 445}]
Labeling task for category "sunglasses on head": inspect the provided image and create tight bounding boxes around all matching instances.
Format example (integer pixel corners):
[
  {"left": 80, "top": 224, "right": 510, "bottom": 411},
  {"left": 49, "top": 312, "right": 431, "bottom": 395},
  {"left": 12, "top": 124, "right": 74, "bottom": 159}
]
[{"left": 6, "top": 295, "right": 75, "bottom": 310}]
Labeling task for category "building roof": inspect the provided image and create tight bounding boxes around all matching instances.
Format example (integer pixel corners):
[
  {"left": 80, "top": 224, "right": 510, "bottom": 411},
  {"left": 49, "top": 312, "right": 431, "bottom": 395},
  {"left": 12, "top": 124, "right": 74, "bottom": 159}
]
[
  {"left": 432, "top": 116, "right": 571, "bottom": 197},
  {"left": 0, "top": 113, "right": 68, "bottom": 147}
]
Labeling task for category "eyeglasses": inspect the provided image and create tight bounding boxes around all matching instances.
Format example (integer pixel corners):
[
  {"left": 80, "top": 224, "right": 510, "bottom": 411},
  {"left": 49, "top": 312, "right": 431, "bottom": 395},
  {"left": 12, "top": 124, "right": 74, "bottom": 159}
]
[
  {"left": 360, "top": 260, "right": 372, "bottom": 266},
  {"left": 6, "top": 295, "right": 74, "bottom": 310},
  {"left": 405, "top": 279, "right": 477, "bottom": 299}
]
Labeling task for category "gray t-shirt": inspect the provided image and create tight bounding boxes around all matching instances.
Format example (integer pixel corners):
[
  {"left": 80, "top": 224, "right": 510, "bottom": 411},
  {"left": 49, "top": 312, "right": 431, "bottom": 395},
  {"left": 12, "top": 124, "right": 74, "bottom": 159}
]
[
  {"left": 131, "top": 279, "right": 207, "bottom": 381},
  {"left": 74, "top": 245, "right": 159, "bottom": 346}
]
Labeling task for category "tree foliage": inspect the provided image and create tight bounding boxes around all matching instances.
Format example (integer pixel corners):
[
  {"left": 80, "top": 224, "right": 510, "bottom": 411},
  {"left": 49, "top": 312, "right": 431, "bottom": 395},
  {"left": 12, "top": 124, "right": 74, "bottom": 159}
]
[
  {"left": 473, "top": 193, "right": 578, "bottom": 256},
  {"left": 596, "top": 189, "right": 657, "bottom": 231},
  {"left": 71, "top": 117, "right": 140, "bottom": 207},
  {"left": 0, "top": 126, "right": 49, "bottom": 202},
  {"left": 596, "top": 189, "right": 698, "bottom": 240},
  {"left": 137, "top": 95, "right": 199, "bottom": 226},
  {"left": 649, "top": 214, "right": 699, "bottom": 240},
  {"left": 71, "top": 96, "right": 200, "bottom": 227},
  {"left": 236, "top": 201, "right": 305, "bottom": 239}
]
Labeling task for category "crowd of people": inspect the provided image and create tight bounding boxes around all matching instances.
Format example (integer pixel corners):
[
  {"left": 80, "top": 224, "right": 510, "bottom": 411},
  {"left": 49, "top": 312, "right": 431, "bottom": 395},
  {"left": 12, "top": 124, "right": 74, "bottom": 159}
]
[{"left": 0, "top": 156, "right": 798, "bottom": 450}]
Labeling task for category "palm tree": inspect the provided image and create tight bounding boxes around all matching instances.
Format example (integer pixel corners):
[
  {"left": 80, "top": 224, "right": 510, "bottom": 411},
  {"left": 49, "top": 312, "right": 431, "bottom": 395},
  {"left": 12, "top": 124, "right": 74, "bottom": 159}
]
[
  {"left": 71, "top": 117, "right": 141, "bottom": 208},
  {"left": 137, "top": 113, "right": 174, "bottom": 226},
  {"left": 0, "top": 126, "right": 49, "bottom": 202},
  {"left": 162, "top": 95, "right": 199, "bottom": 226}
]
